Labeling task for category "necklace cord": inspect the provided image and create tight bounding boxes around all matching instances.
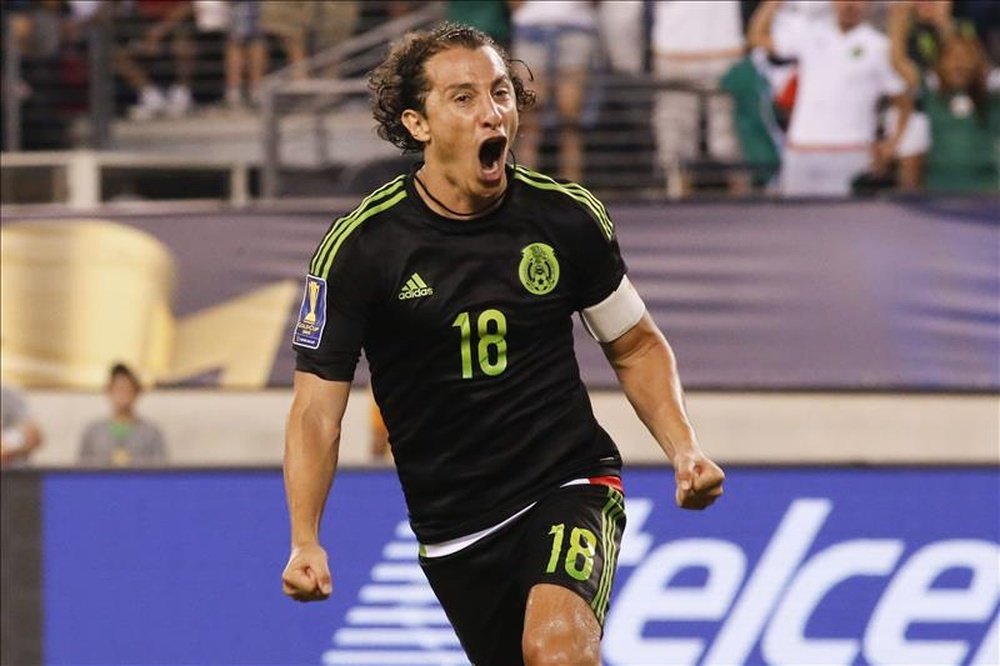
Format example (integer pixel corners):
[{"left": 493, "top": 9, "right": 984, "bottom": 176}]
[{"left": 413, "top": 153, "right": 516, "bottom": 218}]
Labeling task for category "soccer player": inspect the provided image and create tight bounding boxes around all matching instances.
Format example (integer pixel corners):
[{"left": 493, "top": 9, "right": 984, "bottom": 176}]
[{"left": 282, "top": 23, "right": 724, "bottom": 665}]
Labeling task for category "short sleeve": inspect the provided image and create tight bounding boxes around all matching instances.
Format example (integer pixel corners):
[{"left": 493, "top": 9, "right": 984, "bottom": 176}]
[
  {"left": 293, "top": 230, "right": 375, "bottom": 382},
  {"left": 566, "top": 201, "right": 627, "bottom": 310}
]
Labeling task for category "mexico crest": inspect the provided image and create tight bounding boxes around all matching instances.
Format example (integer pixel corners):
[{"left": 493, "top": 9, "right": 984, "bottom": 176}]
[{"left": 519, "top": 242, "right": 560, "bottom": 295}]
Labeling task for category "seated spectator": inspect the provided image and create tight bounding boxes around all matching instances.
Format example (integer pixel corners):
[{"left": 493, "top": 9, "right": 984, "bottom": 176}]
[
  {"left": 921, "top": 34, "right": 998, "bottom": 193},
  {"left": 1, "top": 384, "right": 43, "bottom": 468},
  {"left": 511, "top": 0, "right": 600, "bottom": 184},
  {"left": 78, "top": 363, "right": 167, "bottom": 468},
  {"left": 113, "top": 0, "right": 196, "bottom": 120},
  {"left": 749, "top": 0, "right": 913, "bottom": 197}
]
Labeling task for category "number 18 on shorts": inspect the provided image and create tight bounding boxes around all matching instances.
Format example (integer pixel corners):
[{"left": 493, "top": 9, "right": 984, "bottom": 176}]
[{"left": 529, "top": 483, "right": 626, "bottom": 624}]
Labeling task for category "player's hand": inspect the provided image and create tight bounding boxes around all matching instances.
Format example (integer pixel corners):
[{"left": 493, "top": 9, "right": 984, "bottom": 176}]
[
  {"left": 282, "top": 542, "right": 333, "bottom": 602},
  {"left": 674, "top": 450, "right": 725, "bottom": 510}
]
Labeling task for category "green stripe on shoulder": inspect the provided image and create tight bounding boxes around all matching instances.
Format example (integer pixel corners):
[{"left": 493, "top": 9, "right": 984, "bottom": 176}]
[
  {"left": 316, "top": 187, "right": 407, "bottom": 279},
  {"left": 514, "top": 166, "right": 614, "bottom": 241},
  {"left": 310, "top": 176, "right": 407, "bottom": 275}
]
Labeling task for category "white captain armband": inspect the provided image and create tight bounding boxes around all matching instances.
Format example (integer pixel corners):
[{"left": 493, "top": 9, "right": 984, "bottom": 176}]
[{"left": 580, "top": 276, "right": 646, "bottom": 342}]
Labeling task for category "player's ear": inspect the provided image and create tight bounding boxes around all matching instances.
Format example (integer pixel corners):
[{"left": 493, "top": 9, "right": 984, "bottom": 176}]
[{"left": 401, "top": 109, "right": 430, "bottom": 144}]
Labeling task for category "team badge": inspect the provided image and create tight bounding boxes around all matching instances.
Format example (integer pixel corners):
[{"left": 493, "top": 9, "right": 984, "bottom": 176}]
[
  {"left": 292, "top": 275, "right": 327, "bottom": 349},
  {"left": 518, "top": 243, "right": 560, "bottom": 295}
]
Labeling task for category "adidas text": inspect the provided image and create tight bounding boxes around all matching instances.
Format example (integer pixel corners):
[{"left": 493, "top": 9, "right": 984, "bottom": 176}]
[{"left": 399, "top": 287, "right": 434, "bottom": 300}]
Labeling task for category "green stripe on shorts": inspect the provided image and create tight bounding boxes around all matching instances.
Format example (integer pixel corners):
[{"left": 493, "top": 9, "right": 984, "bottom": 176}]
[{"left": 591, "top": 487, "right": 625, "bottom": 623}]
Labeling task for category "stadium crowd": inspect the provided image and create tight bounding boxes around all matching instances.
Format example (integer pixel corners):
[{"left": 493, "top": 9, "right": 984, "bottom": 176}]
[{"left": 1, "top": 0, "right": 997, "bottom": 197}]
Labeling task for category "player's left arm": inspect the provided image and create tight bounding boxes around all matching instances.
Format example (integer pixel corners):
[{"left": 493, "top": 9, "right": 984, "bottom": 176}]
[
  {"left": 598, "top": 311, "right": 724, "bottom": 510},
  {"left": 564, "top": 192, "right": 723, "bottom": 509}
]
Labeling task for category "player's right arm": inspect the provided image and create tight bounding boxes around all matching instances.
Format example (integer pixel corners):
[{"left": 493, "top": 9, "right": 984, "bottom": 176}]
[
  {"left": 282, "top": 371, "right": 351, "bottom": 602},
  {"left": 283, "top": 192, "right": 387, "bottom": 599}
]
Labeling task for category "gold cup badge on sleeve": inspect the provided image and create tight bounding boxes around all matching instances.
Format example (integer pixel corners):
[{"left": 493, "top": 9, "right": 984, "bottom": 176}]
[{"left": 304, "top": 278, "right": 321, "bottom": 325}]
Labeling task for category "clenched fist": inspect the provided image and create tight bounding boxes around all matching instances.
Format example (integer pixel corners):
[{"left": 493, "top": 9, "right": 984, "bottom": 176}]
[
  {"left": 282, "top": 542, "right": 333, "bottom": 602},
  {"left": 673, "top": 451, "right": 725, "bottom": 510}
]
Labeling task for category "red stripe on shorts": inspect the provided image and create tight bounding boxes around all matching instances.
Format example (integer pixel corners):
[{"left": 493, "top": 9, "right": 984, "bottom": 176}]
[{"left": 588, "top": 475, "right": 624, "bottom": 494}]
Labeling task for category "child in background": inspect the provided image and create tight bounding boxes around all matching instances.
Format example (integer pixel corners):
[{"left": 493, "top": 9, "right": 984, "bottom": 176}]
[{"left": 78, "top": 363, "right": 167, "bottom": 468}]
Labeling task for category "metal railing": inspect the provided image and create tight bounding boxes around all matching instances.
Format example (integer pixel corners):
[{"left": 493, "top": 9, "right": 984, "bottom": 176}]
[
  {"left": 1, "top": 150, "right": 250, "bottom": 208},
  {"left": 3, "top": 2, "right": 762, "bottom": 204},
  {"left": 2, "top": 8, "right": 113, "bottom": 152},
  {"left": 259, "top": 3, "right": 445, "bottom": 198}
]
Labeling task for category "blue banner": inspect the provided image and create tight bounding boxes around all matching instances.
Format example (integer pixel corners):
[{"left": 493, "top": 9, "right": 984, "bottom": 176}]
[{"left": 43, "top": 468, "right": 999, "bottom": 665}]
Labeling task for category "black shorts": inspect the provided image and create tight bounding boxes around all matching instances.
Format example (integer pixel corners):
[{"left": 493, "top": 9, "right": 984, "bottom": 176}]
[{"left": 419, "top": 482, "right": 626, "bottom": 666}]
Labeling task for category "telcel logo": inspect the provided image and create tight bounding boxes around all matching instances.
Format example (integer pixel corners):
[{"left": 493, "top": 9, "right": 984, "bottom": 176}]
[{"left": 604, "top": 499, "right": 1000, "bottom": 666}]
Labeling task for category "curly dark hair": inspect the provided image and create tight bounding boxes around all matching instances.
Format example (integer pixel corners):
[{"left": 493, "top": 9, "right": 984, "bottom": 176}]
[{"left": 368, "top": 22, "right": 536, "bottom": 153}]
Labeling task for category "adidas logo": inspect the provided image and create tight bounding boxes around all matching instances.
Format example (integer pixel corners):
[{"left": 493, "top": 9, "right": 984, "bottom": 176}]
[{"left": 398, "top": 273, "right": 434, "bottom": 300}]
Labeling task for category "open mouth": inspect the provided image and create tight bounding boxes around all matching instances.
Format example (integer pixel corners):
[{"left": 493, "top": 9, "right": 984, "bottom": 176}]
[{"left": 478, "top": 136, "right": 507, "bottom": 175}]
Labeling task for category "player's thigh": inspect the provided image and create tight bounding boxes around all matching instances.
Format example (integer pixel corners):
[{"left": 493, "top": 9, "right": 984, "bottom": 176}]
[
  {"left": 419, "top": 529, "right": 525, "bottom": 666},
  {"left": 517, "top": 484, "right": 626, "bottom": 627},
  {"left": 523, "top": 583, "right": 601, "bottom": 666}
]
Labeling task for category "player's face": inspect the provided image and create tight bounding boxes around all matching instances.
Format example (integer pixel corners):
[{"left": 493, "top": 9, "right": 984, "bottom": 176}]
[{"left": 410, "top": 46, "right": 518, "bottom": 199}]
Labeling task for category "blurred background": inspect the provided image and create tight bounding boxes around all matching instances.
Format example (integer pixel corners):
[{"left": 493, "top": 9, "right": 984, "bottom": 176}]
[{"left": 1, "top": 1, "right": 998, "bottom": 665}]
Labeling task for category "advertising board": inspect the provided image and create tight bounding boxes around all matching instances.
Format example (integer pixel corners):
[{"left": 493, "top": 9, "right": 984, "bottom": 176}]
[{"left": 43, "top": 468, "right": 998, "bottom": 665}]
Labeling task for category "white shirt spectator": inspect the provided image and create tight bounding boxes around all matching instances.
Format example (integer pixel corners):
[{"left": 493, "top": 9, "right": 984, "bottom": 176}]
[
  {"left": 775, "top": 19, "right": 907, "bottom": 147},
  {"left": 652, "top": 1, "right": 743, "bottom": 57},
  {"left": 512, "top": 1, "right": 597, "bottom": 31}
]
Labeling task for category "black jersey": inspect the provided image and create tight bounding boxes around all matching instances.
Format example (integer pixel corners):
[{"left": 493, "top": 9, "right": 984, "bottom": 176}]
[{"left": 294, "top": 164, "right": 626, "bottom": 543}]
